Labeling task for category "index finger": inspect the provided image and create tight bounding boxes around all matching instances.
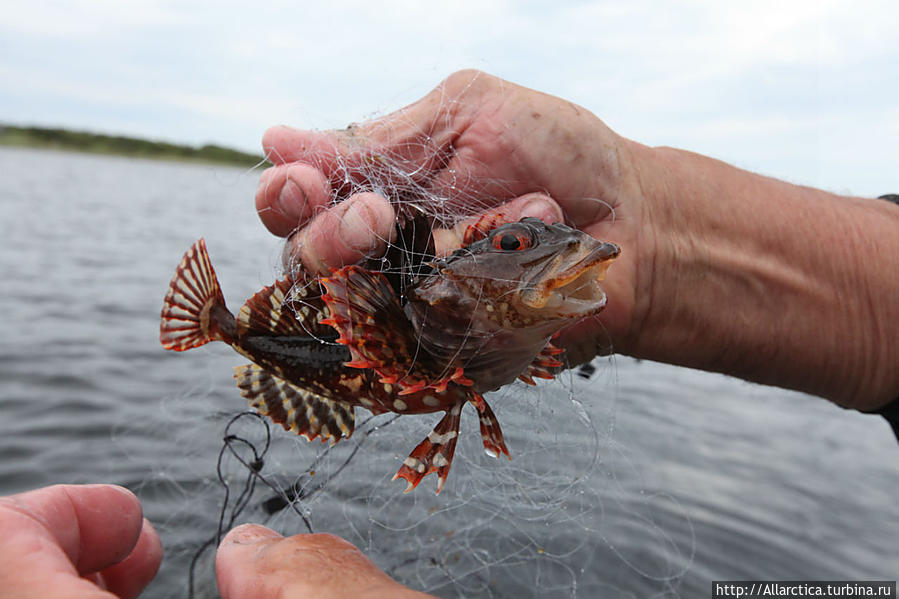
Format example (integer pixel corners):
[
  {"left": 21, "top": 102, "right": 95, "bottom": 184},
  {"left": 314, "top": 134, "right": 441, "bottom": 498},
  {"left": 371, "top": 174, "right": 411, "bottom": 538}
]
[
  {"left": 0, "top": 484, "right": 146, "bottom": 575},
  {"left": 256, "top": 162, "right": 333, "bottom": 237}
]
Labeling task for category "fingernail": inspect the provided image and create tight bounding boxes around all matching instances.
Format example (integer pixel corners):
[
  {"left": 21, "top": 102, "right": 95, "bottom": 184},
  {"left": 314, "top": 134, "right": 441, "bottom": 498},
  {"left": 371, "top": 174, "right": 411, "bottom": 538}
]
[
  {"left": 521, "top": 197, "right": 563, "bottom": 223},
  {"left": 277, "top": 177, "right": 306, "bottom": 221},
  {"left": 224, "top": 524, "right": 281, "bottom": 546},
  {"left": 338, "top": 200, "right": 378, "bottom": 255}
]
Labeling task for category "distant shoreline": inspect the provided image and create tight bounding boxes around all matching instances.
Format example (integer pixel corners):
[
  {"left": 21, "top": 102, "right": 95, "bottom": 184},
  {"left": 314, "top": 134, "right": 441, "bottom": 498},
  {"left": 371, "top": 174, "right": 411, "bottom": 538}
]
[{"left": 0, "top": 124, "right": 266, "bottom": 167}]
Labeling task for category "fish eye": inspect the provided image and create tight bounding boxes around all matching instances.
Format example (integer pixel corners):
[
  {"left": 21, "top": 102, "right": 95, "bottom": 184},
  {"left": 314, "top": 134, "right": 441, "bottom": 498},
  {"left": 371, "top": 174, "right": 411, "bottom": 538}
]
[{"left": 492, "top": 230, "right": 531, "bottom": 251}]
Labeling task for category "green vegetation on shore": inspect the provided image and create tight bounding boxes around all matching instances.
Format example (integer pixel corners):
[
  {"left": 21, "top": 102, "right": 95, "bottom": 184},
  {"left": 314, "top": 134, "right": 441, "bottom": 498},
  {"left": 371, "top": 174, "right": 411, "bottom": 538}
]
[{"left": 0, "top": 124, "right": 266, "bottom": 167}]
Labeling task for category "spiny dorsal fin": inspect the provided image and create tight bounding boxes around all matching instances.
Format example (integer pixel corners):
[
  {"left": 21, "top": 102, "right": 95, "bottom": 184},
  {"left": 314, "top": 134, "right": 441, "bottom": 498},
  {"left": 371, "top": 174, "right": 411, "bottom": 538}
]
[
  {"left": 160, "top": 238, "right": 227, "bottom": 351},
  {"left": 236, "top": 279, "right": 332, "bottom": 339},
  {"left": 234, "top": 364, "right": 354, "bottom": 444},
  {"left": 364, "top": 210, "right": 436, "bottom": 298}
]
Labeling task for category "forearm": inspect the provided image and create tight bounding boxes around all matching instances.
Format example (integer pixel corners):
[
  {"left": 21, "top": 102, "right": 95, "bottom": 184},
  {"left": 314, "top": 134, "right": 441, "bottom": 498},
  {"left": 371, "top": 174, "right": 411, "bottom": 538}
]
[{"left": 622, "top": 141, "right": 899, "bottom": 410}]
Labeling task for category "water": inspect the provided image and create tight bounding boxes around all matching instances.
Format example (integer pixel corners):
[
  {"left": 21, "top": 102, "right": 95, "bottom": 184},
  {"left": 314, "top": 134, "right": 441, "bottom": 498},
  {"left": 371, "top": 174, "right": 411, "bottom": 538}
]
[{"left": 1, "top": 146, "right": 896, "bottom": 597}]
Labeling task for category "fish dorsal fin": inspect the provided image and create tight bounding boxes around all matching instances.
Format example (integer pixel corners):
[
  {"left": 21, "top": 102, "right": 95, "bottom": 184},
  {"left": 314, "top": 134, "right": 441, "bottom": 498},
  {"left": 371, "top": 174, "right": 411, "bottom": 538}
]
[
  {"left": 364, "top": 210, "right": 436, "bottom": 298},
  {"left": 236, "top": 279, "right": 333, "bottom": 339},
  {"left": 320, "top": 265, "right": 473, "bottom": 395},
  {"left": 234, "top": 363, "right": 354, "bottom": 444}
]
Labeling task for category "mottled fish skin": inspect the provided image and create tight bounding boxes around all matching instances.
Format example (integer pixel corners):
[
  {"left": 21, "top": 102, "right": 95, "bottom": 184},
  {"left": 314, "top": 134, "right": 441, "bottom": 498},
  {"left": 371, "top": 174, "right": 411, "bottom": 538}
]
[{"left": 160, "top": 216, "right": 618, "bottom": 493}]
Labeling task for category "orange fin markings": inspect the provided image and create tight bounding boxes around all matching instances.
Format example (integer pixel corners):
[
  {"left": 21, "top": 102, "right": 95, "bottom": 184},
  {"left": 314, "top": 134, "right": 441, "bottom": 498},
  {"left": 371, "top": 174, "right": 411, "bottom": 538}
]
[
  {"left": 321, "top": 265, "right": 474, "bottom": 395},
  {"left": 320, "top": 265, "right": 418, "bottom": 380},
  {"left": 474, "top": 397, "right": 510, "bottom": 460},
  {"left": 160, "top": 238, "right": 227, "bottom": 351},
  {"left": 521, "top": 341, "right": 565, "bottom": 383},
  {"left": 393, "top": 403, "right": 463, "bottom": 494}
]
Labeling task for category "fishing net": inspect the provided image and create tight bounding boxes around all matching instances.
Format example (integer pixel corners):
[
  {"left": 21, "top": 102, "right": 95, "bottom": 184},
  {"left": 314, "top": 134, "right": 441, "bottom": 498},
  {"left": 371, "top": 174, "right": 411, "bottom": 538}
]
[{"left": 136, "top": 77, "right": 695, "bottom": 598}]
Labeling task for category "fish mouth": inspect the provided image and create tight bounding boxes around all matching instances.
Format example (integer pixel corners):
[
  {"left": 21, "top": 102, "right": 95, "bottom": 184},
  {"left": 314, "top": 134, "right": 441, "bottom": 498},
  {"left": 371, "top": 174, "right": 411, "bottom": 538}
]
[{"left": 519, "top": 241, "right": 620, "bottom": 316}]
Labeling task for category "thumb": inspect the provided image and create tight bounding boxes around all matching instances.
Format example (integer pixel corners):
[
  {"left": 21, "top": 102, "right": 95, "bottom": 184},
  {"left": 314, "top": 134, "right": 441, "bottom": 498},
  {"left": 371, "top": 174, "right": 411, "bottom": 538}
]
[
  {"left": 215, "top": 524, "right": 284, "bottom": 599},
  {"left": 216, "top": 525, "right": 432, "bottom": 599},
  {"left": 432, "top": 192, "right": 565, "bottom": 255}
]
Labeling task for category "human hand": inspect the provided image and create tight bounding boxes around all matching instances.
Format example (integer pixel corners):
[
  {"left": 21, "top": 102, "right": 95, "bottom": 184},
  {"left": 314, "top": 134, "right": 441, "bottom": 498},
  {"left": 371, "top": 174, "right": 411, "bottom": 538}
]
[
  {"left": 216, "top": 524, "right": 433, "bottom": 599},
  {"left": 255, "top": 70, "right": 648, "bottom": 364},
  {"left": 0, "top": 484, "right": 162, "bottom": 599}
]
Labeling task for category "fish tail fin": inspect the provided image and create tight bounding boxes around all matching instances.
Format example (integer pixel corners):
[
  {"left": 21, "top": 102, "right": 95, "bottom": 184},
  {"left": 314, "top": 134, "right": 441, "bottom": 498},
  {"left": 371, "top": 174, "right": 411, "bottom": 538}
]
[
  {"left": 393, "top": 404, "right": 462, "bottom": 495},
  {"left": 160, "top": 238, "right": 228, "bottom": 351}
]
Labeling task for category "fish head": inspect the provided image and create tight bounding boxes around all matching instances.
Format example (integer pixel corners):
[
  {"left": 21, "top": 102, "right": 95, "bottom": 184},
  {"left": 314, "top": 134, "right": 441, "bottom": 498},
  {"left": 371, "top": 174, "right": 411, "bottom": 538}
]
[{"left": 420, "top": 217, "right": 620, "bottom": 325}]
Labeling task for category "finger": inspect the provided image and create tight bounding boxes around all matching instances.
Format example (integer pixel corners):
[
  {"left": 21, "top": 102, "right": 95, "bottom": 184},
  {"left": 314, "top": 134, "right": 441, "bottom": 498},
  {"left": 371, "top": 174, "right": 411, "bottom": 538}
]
[
  {"left": 282, "top": 192, "right": 396, "bottom": 275},
  {"left": 256, "top": 163, "right": 333, "bottom": 237},
  {"left": 216, "top": 525, "right": 431, "bottom": 599},
  {"left": 214, "top": 524, "right": 283, "bottom": 599},
  {"left": 431, "top": 192, "right": 564, "bottom": 255},
  {"left": 262, "top": 126, "right": 344, "bottom": 167},
  {"left": 261, "top": 72, "right": 489, "bottom": 188},
  {"left": 0, "top": 484, "right": 145, "bottom": 576},
  {"left": 98, "top": 518, "right": 163, "bottom": 599}
]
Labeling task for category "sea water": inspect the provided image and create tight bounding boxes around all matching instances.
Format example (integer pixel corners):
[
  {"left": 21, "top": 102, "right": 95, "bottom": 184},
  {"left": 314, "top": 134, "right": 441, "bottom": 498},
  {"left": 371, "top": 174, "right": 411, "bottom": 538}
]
[{"left": 1, "top": 147, "right": 896, "bottom": 598}]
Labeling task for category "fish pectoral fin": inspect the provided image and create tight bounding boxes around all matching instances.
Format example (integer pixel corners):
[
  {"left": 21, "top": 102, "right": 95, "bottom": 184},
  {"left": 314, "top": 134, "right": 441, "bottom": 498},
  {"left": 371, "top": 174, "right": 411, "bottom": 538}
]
[
  {"left": 392, "top": 405, "right": 463, "bottom": 495},
  {"left": 522, "top": 340, "right": 566, "bottom": 382},
  {"left": 234, "top": 364, "right": 354, "bottom": 444},
  {"left": 160, "top": 238, "right": 228, "bottom": 351},
  {"left": 320, "top": 265, "right": 468, "bottom": 395},
  {"left": 320, "top": 266, "right": 422, "bottom": 382}
]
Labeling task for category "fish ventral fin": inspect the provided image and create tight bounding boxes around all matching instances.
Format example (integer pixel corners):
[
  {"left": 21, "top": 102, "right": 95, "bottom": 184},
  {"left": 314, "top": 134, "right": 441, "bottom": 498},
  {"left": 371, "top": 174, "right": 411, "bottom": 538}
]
[
  {"left": 470, "top": 394, "right": 511, "bottom": 460},
  {"left": 234, "top": 363, "right": 354, "bottom": 444},
  {"left": 393, "top": 403, "right": 463, "bottom": 494},
  {"left": 320, "top": 265, "right": 473, "bottom": 394},
  {"left": 236, "top": 279, "right": 333, "bottom": 339},
  {"left": 160, "top": 238, "right": 227, "bottom": 351}
]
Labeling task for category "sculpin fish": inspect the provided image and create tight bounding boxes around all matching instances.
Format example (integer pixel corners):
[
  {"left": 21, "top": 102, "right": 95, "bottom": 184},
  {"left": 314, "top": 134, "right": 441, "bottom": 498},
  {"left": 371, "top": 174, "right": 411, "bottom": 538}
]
[{"left": 160, "top": 215, "right": 619, "bottom": 493}]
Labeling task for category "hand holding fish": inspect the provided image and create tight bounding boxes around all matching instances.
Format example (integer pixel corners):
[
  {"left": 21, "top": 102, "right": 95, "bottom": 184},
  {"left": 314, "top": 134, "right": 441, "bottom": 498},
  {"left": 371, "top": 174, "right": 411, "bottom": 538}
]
[
  {"left": 256, "top": 69, "right": 899, "bottom": 411},
  {"left": 256, "top": 70, "right": 639, "bottom": 367}
]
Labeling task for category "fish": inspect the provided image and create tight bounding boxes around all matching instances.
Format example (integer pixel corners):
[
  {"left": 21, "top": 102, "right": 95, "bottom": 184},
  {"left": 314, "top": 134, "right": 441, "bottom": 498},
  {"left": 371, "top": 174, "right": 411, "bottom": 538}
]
[{"left": 159, "top": 215, "right": 619, "bottom": 493}]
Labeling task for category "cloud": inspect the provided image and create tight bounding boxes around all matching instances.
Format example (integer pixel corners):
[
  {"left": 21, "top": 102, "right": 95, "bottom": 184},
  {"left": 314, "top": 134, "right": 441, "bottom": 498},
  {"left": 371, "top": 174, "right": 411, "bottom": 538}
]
[{"left": 1, "top": 0, "right": 897, "bottom": 194}]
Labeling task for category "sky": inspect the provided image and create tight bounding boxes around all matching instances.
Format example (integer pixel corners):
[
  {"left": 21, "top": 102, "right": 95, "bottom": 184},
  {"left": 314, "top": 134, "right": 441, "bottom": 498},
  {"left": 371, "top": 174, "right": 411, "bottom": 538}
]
[{"left": 2, "top": 0, "right": 897, "bottom": 196}]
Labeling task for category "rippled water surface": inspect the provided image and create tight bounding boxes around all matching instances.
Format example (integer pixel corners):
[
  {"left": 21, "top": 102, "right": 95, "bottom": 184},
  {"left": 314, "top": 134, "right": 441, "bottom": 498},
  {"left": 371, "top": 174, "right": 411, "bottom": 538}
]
[{"left": 1, "top": 147, "right": 896, "bottom": 597}]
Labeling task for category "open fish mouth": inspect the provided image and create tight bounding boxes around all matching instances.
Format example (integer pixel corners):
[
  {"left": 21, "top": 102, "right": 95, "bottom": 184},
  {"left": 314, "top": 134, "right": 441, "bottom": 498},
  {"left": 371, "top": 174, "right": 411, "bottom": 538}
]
[{"left": 519, "top": 241, "right": 620, "bottom": 316}]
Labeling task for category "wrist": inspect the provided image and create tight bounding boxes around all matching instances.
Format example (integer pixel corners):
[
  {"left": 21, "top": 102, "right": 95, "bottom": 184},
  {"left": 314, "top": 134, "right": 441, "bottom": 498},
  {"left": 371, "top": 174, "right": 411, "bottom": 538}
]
[{"left": 619, "top": 141, "right": 899, "bottom": 409}]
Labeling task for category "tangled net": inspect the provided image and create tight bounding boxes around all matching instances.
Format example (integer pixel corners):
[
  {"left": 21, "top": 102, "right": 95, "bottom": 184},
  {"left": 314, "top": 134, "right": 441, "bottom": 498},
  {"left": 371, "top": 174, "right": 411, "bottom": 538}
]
[{"left": 145, "top": 80, "right": 695, "bottom": 598}]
